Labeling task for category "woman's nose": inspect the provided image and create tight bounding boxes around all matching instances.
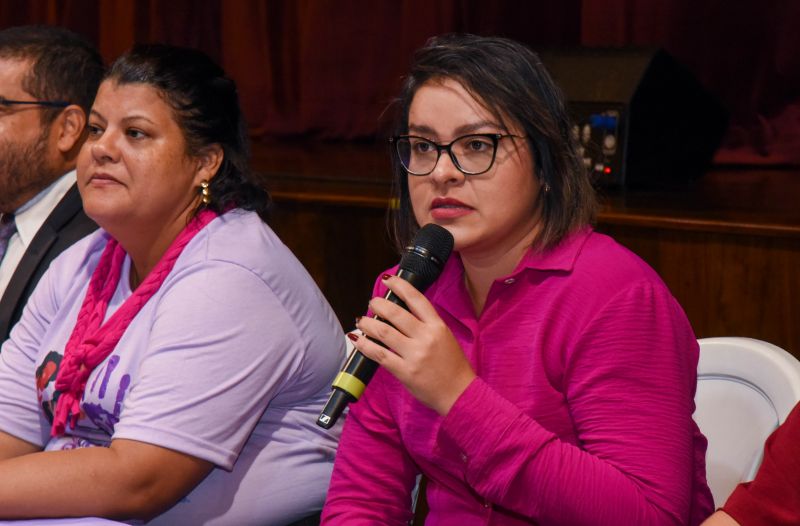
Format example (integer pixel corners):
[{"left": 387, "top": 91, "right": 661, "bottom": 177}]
[
  {"left": 90, "top": 130, "right": 119, "bottom": 164},
  {"left": 429, "top": 151, "right": 466, "bottom": 186}
]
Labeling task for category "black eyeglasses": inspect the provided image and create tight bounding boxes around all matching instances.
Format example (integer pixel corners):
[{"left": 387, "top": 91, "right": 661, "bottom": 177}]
[
  {"left": 0, "top": 98, "right": 70, "bottom": 109},
  {"left": 390, "top": 133, "right": 525, "bottom": 176}
]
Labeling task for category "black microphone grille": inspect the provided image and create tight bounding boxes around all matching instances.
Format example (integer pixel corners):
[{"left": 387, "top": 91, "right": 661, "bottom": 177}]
[{"left": 399, "top": 224, "right": 454, "bottom": 287}]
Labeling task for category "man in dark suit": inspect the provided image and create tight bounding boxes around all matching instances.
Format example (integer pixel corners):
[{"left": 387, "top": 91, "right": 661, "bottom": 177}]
[{"left": 0, "top": 26, "right": 104, "bottom": 342}]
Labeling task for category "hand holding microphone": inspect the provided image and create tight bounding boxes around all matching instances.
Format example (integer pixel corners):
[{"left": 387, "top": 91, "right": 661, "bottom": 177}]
[
  {"left": 354, "top": 272, "right": 478, "bottom": 417},
  {"left": 317, "top": 224, "right": 455, "bottom": 429}
]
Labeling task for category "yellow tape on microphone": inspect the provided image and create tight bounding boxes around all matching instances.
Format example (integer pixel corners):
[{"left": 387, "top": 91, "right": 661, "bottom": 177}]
[{"left": 332, "top": 371, "right": 367, "bottom": 399}]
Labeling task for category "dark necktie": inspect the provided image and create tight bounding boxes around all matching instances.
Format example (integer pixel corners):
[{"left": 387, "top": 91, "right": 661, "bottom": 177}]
[{"left": 0, "top": 214, "right": 17, "bottom": 264}]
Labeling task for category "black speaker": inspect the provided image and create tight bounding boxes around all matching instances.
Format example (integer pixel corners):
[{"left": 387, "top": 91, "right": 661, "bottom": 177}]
[{"left": 539, "top": 48, "right": 728, "bottom": 188}]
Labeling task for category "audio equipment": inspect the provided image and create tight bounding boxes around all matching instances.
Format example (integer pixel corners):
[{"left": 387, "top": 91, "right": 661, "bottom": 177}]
[{"left": 540, "top": 48, "right": 728, "bottom": 187}]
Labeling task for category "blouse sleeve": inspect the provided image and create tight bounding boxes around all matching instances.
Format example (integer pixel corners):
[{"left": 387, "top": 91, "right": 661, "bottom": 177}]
[
  {"left": 321, "top": 272, "right": 419, "bottom": 525},
  {"left": 321, "top": 369, "right": 420, "bottom": 525},
  {"left": 437, "top": 280, "right": 707, "bottom": 525}
]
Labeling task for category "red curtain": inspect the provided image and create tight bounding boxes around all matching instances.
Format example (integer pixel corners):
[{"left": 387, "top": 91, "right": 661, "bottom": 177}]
[
  {"left": 2, "top": 0, "right": 797, "bottom": 165},
  {"left": 216, "top": 0, "right": 582, "bottom": 138}
]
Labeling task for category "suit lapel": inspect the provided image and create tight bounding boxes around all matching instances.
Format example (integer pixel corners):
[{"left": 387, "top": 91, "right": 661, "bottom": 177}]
[{"left": 0, "top": 185, "right": 82, "bottom": 339}]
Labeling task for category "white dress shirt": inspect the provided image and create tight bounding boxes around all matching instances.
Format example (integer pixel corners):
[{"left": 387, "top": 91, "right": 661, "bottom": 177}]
[{"left": 0, "top": 170, "right": 77, "bottom": 297}]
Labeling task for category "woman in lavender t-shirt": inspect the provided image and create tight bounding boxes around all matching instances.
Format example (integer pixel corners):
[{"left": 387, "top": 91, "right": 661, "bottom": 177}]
[{"left": 0, "top": 45, "right": 344, "bottom": 525}]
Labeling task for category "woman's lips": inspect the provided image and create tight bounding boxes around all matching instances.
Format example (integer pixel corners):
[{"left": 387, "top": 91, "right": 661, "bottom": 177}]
[
  {"left": 87, "top": 173, "right": 122, "bottom": 186},
  {"left": 430, "top": 197, "right": 474, "bottom": 220}
]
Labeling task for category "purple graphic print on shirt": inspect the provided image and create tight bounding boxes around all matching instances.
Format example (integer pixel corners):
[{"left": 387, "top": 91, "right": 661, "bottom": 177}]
[{"left": 83, "top": 356, "right": 131, "bottom": 435}]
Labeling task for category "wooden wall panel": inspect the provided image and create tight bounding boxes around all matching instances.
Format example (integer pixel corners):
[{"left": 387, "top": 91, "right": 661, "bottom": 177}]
[
  {"left": 268, "top": 199, "right": 397, "bottom": 330},
  {"left": 599, "top": 225, "right": 800, "bottom": 355}
]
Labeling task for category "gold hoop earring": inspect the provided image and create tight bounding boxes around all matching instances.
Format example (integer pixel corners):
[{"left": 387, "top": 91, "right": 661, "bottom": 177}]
[{"left": 200, "top": 180, "right": 211, "bottom": 205}]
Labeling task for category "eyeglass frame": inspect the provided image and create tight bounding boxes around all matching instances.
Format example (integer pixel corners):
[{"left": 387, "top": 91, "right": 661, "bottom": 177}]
[
  {"left": 389, "top": 133, "right": 526, "bottom": 176},
  {"left": 0, "top": 98, "right": 71, "bottom": 109}
]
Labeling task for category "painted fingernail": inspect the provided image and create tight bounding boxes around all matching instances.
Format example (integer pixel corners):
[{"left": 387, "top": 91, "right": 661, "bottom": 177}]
[
  {"left": 347, "top": 332, "right": 359, "bottom": 342},
  {"left": 382, "top": 274, "right": 392, "bottom": 281}
]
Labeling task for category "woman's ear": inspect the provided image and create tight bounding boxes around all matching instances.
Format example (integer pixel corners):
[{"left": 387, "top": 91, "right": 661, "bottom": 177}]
[
  {"left": 194, "top": 144, "right": 224, "bottom": 185},
  {"left": 55, "top": 105, "right": 87, "bottom": 155}
]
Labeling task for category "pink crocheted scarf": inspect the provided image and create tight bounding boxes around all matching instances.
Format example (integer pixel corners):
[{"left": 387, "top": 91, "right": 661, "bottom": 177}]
[{"left": 51, "top": 208, "right": 219, "bottom": 437}]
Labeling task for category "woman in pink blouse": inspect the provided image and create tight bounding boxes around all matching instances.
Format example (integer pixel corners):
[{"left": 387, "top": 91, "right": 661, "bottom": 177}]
[{"left": 321, "top": 34, "right": 713, "bottom": 525}]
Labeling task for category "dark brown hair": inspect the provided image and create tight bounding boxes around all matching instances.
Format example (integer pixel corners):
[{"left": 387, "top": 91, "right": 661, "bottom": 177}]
[
  {"left": 0, "top": 25, "right": 104, "bottom": 125},
  {"left": 107, "top": 44, "right": 270, "bottom": 218},
  {"left": 389, "top": 33, "right": 597, "bottom": 252}
]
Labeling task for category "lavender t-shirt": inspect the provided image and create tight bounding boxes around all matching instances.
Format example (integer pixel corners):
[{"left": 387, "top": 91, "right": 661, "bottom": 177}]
[{"left": 0, "top": 210, "right": 345, "bottom": 525}]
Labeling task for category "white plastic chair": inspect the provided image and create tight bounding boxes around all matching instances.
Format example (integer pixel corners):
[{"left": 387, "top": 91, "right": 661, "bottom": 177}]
[{"left": 694, "top": 337, "right": 800, "bottom": 506}]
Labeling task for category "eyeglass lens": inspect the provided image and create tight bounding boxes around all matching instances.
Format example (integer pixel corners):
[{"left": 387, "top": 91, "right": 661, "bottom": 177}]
[{"left": 396, "top": 135, "right": 497, "bottom": 175}]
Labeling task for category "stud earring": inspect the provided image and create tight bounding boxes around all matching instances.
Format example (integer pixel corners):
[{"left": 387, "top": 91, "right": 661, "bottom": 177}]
[
  {"left": 200, "top": 180, "right": 211, "bottom": 205},
  {"left": 543, "top": 182, "right": 551, "bottom": 194}
]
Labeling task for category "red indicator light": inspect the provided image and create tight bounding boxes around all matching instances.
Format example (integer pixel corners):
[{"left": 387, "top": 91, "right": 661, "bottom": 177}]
[{"left": 603, "top": 167, "right": 612, "bottom": 174}]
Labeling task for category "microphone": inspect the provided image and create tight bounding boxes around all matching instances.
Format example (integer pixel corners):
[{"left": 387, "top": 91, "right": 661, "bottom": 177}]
[{"left": 316, "top": 223, "right": 454, "bottom": 429}]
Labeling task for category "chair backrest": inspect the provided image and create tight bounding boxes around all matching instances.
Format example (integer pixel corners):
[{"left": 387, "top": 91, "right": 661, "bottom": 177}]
[{"left": 694, "top": 337, "right": 800, "bottom": 506}]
